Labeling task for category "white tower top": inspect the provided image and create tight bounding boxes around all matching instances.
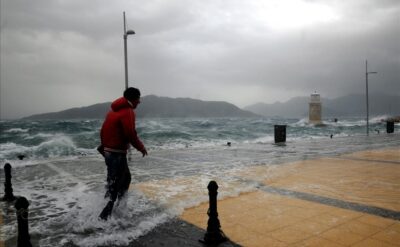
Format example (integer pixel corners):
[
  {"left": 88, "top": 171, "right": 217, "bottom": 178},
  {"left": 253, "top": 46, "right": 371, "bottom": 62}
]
[{"left": 310, "top": 93, "right": 321, "bottom": 103}]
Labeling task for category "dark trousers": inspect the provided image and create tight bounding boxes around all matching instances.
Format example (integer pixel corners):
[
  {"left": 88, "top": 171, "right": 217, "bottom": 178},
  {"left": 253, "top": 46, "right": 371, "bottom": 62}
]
[{"left": 104, "top": 151, "right": 131, "bottom": 202}]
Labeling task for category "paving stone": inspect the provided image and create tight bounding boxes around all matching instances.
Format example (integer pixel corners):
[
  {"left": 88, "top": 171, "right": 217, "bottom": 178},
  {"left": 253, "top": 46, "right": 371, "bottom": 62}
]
[
  {"left": 319, "top": 227, "right": 365, "bottom": 246},
  {"left": 352, "top": 238, "right": 398, "bottom": 247}
]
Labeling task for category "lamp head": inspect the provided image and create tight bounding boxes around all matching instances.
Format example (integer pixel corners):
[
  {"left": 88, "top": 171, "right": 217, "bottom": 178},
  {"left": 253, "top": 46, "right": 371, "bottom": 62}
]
[{"left": 126, "top": 30, "right": 135, "bottom": 35}]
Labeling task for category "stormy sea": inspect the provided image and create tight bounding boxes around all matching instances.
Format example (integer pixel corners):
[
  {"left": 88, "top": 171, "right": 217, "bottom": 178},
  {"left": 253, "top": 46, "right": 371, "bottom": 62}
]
[{"left": 1, "top": 117, "right": 399, "bottom": 246}]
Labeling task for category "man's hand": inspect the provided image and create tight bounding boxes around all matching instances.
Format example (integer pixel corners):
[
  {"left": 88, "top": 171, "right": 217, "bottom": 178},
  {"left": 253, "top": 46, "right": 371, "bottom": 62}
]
[{"left": 140, "top": 148, "right": 148, "bottom": 157}]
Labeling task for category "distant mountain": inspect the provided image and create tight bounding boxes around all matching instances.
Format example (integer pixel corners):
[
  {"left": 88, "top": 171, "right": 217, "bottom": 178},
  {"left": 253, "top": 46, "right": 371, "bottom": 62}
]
[
  {"left": 24, "top": 95, "right": 258, "bottom": 119},
  {"left": 24, "top": 103, "right": 110, "bottom": 120},
  {"left": 245, "top": 93, "right": 400, "bottom": 118},
  {"left": 245, "top": 97, "right": 310, "bottom": 118},
  {"left": 137, "top": 95, "right": 257, "bottom": 118}
]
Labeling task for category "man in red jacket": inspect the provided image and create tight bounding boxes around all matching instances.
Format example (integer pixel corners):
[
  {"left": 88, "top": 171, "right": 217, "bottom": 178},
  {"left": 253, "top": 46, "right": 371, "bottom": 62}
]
[{"left": 98, "top": 87, "right": 147, "bottom": 220}]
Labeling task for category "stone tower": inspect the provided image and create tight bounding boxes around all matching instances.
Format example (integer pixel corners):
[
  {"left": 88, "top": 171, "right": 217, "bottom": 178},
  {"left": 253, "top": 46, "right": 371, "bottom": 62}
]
[{"left": 309, "top": 93, "right": 322, "bottom": 125}]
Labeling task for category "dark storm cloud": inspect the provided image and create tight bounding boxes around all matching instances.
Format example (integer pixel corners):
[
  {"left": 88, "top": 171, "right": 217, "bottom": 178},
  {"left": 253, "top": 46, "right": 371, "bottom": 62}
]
[{"left": 1, "top": 0, "right": 399, "bottom": 119}]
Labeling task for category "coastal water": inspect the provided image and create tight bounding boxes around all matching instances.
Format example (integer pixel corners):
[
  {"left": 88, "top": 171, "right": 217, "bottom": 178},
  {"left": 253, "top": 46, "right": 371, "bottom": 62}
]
[
  {"left": 1, "top": 116, "right": 397, "bottom": 162},
  {"left": 1, "top": 117, "right": 399, "bottom": 246}
]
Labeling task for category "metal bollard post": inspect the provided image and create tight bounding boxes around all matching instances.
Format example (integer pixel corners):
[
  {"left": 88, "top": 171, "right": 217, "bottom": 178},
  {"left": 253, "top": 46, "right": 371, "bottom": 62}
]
[
  {"left": 2, "top": 163, "right": 16, "bottom": 202},
  {"left": 15, "top": 197, "right": 33, "bottom": 247},
  {"left": 200, "top": 181, "right": 227, "bottom": 245},
  {"left": 387, "top": 121, "right": 394, "bottom": 133},
  {"left": 274, "top": 125, "right": 286, "bottom": 143}
]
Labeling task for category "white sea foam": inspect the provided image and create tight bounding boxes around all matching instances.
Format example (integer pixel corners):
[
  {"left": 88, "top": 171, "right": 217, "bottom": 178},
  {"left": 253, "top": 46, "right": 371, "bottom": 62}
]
[
  {"left": 248, "top": 135, "right": 275, "bottom": 144},
  {"left": 335, "top": 119, "right": 365, "bottom": 127},
  {"left": 4, "top": 128, "right": 29, "bottom": 133},
  {"left": 148, "top": 138, "right": 230, "bottom": 151},
  {"left": 31, "top": 182, "right": 174, "bottom": 247},
  {"left": 370, "top": 115, "right": 391, "bottom": 123},
  {"left": 0, "top": 134, "right": 80, "bottom": 161},
  {"left": 37, "top": 138, "right": 74, "bottom": 158},
  {"left": 23, "top": 132, "right": 54, "bottom": 139},
  {"left": 291, "top": 118, "right": 309, "bottom": 127},
  {"left": 0, "top": 142, "right": 31, "bottom": 159},
  {"left": 145, "top": 120, "right": 172, "bottom": 130}
]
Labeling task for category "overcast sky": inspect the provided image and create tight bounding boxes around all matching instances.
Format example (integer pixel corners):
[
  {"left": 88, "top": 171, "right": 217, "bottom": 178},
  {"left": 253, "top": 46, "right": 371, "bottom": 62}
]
[{"left": 1, "top": 0, "right": 399, "bottom": 119}]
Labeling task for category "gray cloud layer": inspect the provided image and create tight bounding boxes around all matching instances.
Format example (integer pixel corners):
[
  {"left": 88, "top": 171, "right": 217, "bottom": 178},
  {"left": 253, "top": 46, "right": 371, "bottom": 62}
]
[{"left": 1, "top": 0, "right": 399, "bottom": 119}]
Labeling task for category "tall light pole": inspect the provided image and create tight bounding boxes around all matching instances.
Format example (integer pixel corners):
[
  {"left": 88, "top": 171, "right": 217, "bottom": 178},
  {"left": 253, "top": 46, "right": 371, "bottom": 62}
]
[
  {"left": 366, "top": 60, "right": 377, "bottom": 136},
  {"left": 123, "top": 12, "right": 135, "bottom": 89}
]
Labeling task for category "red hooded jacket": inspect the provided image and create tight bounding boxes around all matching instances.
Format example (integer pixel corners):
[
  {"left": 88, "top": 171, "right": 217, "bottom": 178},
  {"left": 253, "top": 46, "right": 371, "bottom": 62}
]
[{"left": 100, "top": 97, "right": 145, "bottom": 153}]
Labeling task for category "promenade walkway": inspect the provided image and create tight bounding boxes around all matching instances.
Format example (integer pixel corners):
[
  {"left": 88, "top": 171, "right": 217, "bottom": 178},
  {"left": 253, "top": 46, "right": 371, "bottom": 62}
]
[{"left": 180, "top": 148, "right": 400, "bottom": 246}]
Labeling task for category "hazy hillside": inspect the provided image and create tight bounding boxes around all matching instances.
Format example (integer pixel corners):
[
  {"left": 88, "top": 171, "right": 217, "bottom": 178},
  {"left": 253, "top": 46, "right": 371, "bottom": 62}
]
[
  {"left": 24, "top": 103, "right": 110, "bottom": 120},
  {"left": 137, "top": 95, "right": 257, "bottom": 118},
  {"left": 324, "top": 94, "right": 399, "bottom": 117},
  {"left": 24, "top": 95, "right": 258, "bottom": 119},
  {"left": 245, "top": 93, "right": 400, "bottom": 117}
]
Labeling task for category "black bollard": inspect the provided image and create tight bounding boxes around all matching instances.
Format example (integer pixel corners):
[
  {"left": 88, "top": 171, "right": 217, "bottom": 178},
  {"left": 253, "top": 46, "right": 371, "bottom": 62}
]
[
  {"left": 2, "top": 163, "right": 16, "bottom": 202},
  {"left": 274, "top": 125, "right": 286, "bottom": 143},
  {"left": 15, "top": 197, "right": 33, "bottom": 247},
  {"left": 387, "top": 121, "right": 394, "bottom": 133},
  {"left": 200, "top": 181, "right": 227, "bottom": 245}
]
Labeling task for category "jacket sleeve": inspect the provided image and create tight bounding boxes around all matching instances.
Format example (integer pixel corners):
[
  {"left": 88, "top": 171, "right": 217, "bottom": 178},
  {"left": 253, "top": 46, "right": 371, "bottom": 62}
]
[{"left": 121, "top": 109, "right": 145, "bottom": 151}]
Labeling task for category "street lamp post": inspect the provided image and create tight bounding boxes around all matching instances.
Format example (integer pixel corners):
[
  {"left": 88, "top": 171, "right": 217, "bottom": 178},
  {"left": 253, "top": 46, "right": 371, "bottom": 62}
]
[
  {"left": 365, "top": 60, "right": 377, "bottom": 136},
  {"left": 123, "top": 12, "right": 135, "bottom": 89}
]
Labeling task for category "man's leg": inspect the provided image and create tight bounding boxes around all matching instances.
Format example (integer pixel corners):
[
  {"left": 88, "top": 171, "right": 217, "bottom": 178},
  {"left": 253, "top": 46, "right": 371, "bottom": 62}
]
[
  {"left": 117, "top": 160, "right": 131, "bottom": 200},
  {"left": 100, "top": 152, "right": 123, "bottom": 220}
]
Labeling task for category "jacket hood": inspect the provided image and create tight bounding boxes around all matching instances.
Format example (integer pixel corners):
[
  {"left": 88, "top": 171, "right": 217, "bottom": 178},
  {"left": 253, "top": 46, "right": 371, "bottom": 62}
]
[{"left": 111, "top": 97, "right": 133, "bottom": 112}]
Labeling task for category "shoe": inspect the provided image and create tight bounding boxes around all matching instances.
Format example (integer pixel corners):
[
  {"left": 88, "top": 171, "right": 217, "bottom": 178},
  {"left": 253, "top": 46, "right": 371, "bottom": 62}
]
[{"left": 99, "top": 201, "right": 114, "bottom": 220}]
